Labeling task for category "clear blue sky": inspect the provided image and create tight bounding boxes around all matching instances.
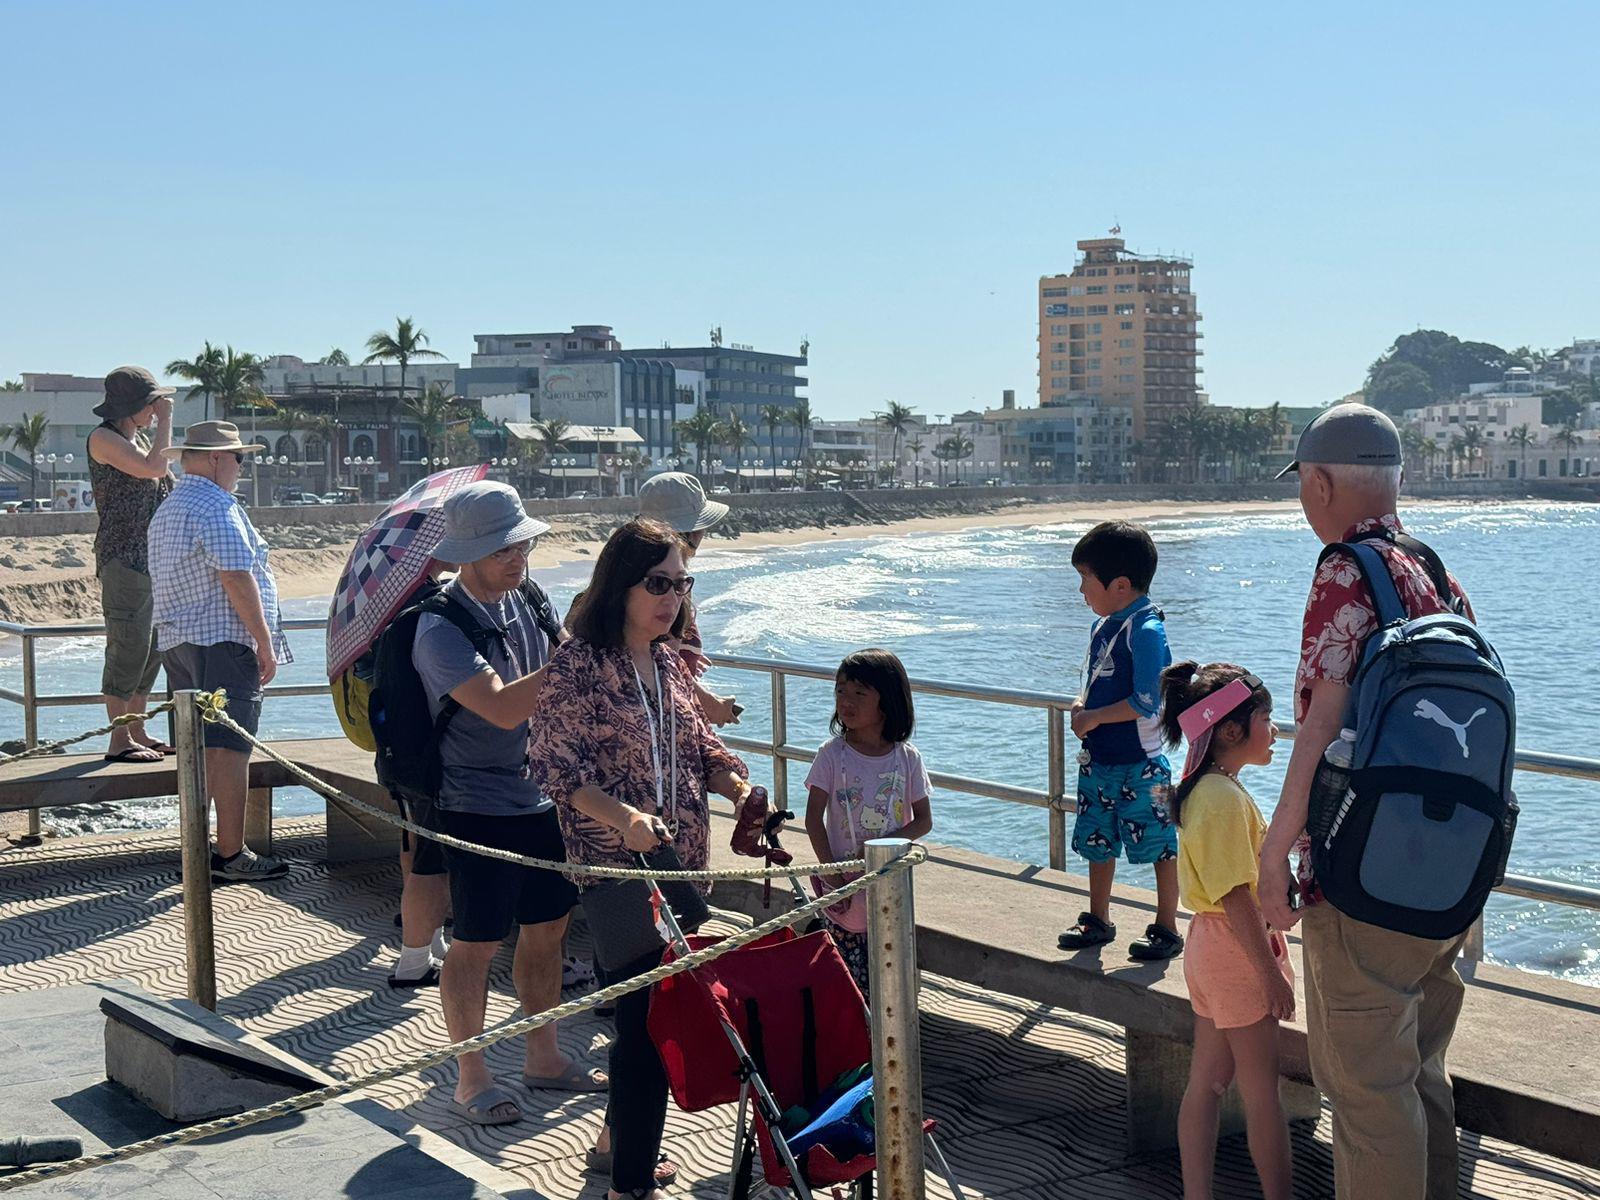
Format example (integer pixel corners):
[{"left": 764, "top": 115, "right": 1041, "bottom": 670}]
[{"left": 3, "top": 2, "right": 1596, "bottom": 418}]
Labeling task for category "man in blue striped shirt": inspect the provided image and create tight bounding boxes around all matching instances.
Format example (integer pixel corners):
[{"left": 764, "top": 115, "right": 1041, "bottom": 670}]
[{"left": 149, "top": 421, "right": 291, "bottom": 883}]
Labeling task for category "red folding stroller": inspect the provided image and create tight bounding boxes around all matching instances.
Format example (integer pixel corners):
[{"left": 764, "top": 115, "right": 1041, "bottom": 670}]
[{"left": 643, "top": 863, "right": 965, "bottom": 1199}]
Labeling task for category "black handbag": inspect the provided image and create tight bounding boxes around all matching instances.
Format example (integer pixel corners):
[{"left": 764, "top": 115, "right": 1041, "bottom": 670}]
[{"left": 578, "top": 843, "right": 710, "bottom": 973}]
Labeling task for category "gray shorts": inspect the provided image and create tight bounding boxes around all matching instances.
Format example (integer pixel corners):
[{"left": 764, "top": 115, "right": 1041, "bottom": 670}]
[
  {"left": 99, "top": 560, "right": 163, "bottom": 700},
  {"left": 161, "top": 641, "right": 262, "bottom": 753}
]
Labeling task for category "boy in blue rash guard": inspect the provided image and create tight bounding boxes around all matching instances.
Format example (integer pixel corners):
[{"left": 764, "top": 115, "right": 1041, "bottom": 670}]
[{"left": 1058, "top": 521, "right": 1184, "bottom": 961}]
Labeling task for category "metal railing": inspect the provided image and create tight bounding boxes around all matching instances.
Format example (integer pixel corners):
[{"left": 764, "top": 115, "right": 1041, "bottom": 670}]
[{"left": 3, "top": 617, "right": 1598, "bottom": 964}]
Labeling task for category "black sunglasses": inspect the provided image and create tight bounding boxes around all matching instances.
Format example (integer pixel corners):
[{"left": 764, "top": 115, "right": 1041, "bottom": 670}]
[{"left": 642, "top": 574, "right": 694, "bottom": 596}]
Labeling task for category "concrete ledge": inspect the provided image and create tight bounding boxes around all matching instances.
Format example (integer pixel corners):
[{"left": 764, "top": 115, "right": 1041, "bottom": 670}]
[{"left": 102, "top": 983, "right": 318, "bottom": 1122}]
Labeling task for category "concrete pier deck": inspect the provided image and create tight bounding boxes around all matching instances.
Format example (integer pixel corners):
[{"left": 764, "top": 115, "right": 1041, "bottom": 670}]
[{"left": 2, "top": 818, "right": 1597, "bottom": 1199}]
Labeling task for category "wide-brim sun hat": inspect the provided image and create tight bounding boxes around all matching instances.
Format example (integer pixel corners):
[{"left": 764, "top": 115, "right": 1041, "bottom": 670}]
[
  {"left": 161, "top": 419, "right": 266, "bottom": 457},
  {"left": 431, "top": 480, "right": 553, "bottom": 565},
  {"left": 638, "top": 471, "right": 729, "bottom": 533},
  {"left": 94, "top": 365, "right": 175, "bottom": 420}
]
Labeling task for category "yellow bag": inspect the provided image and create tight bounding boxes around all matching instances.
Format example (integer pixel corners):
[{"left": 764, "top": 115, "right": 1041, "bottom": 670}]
[{"left": 331, "top": 652, "right": 377, "bottom": 752}]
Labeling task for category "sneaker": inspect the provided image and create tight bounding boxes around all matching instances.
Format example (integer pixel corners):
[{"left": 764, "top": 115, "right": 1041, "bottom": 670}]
[
  {"left": 562, "top": 955, "right": 595, "bottom": 988},
  {"left": 210, "top": 846, "right": 290, "bottom": 882},
  {"left": 1128, "top": 922, "right": 1184, "bottom": 961}
]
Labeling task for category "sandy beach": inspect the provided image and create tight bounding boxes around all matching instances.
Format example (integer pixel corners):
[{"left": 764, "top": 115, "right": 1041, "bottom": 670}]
[{"left": 0, "top": 496, "right": 1307, "bottom": 622}]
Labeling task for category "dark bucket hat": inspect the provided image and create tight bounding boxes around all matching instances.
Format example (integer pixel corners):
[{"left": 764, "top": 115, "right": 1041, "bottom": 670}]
[{"left": 94, "top": 366, "right": 175, "bottom": 420}]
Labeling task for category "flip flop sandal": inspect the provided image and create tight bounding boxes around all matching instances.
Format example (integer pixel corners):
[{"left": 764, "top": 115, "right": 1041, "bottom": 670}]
[
  {"left": 145, "top": 741, "right": 177, "bottom": 756},
  {"left": 524, "top": 1062, "right": 608, "bottom": 1092},
  {"left": 104, "top": 746, "right": 163, "bottom": 764},
  {"left": 448, "top": 1083, "right": 522, "bottom": 1126},
  {"left": 584, "top": 1148, "right": 678, "bottom": 1187},
  {"left": 387, "top": 965, "right": 441, "bottom": 990},
  {"left": 1057, "top": 911, "right": 1116, "bottom": 950}
]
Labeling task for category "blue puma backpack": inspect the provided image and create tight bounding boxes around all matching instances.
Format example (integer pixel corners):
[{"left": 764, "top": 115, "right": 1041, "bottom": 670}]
[{"left": 1309, "top": 535, "right": 1518, "bottom": 940}]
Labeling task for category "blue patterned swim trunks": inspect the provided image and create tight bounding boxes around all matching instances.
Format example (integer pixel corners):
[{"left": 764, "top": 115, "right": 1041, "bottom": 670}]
[{"left": 1071, "top": 755, "right": 1177, "bottom": 865}]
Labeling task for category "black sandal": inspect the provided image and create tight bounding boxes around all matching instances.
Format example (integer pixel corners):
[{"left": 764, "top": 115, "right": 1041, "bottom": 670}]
[
  {"left": 1057, "top": 911, "right": 1116, "bottom": 950},
  {"left": 1128, "top": 922, "right": 1185, "bottom": 961}
]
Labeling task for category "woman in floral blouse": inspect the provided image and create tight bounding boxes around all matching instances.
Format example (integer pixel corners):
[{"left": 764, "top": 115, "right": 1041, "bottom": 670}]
[{"left": 531, "top": 517, "right": 750, "bottom": 1200}]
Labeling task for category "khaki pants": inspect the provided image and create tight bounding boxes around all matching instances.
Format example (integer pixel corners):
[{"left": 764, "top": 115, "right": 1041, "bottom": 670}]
[{"left": 1302, "top": 903, "right": 1469, "bottom": 1200}]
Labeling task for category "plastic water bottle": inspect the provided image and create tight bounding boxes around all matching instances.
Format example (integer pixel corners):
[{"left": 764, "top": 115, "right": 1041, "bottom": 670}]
[{"left": 1307, "top": 728, "right": 1357, "bottom": 845}]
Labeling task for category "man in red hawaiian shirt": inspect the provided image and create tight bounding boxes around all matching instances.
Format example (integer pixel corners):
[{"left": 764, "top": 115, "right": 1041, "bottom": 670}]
[{"left": 1260, "top": 404, "right": 1474, "bottom": 1200}]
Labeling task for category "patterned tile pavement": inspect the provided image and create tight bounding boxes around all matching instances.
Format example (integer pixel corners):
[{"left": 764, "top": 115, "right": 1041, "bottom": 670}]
[{"left": 3, "top": 819, "right": 1597, "bottom": 1199}]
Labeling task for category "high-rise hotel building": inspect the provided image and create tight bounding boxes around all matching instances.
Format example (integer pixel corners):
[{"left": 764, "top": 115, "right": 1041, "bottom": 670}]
[{"left": 1038, "top": 237, "right": 1202, "bottom": 448}]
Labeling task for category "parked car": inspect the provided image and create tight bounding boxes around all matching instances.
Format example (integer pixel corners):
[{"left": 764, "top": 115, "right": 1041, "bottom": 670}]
[
  {"left": 710, "top": 485, "right": 732, "bottom": 495},
  {"left": 284, "top": 493, "right": 327, "bottom": 506},
  {"left": 16, "top": 499, "right": 52, "bottom": 511},
  {"left": 568, "top": 490, "right": 596, "bottom": 500},
  {"left": 318, "top": 493, "right": 350, "bottom": 505},
  {"left": 919, "top": 481, "right": 938, "bottom": 488}
]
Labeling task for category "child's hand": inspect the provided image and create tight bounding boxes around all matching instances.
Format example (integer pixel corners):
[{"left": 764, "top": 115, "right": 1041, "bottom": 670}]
[
  {"left": 1070, "top": 707, "right": 1098, "bottom": 739},
  {"left": 1265, "top": 968, "right": 1296, "bottom": 1021},
  {"left": 1259, "top": 857, "right": 1301, "bottom": 932}
]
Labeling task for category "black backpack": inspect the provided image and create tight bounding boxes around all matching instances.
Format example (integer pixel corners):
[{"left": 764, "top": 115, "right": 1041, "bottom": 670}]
[{"left": 369, "top": 578, "right": 564, "bottom": 800}]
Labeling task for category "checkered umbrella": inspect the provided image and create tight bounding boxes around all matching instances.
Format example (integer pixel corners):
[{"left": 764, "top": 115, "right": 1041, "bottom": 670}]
[{"left": 324, "top": 463, "right": 489, "bottom": 678}]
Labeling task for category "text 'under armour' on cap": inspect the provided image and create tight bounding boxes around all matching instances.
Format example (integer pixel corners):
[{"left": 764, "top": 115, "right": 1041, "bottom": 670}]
[{"left": 1275, "top": 403, "right": 1403, "bottom": 480}]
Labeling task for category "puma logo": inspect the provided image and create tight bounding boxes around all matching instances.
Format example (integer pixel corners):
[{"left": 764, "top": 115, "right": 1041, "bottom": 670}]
[{"left": 1414, "top": 699, "right": 1487, "bottom": 759}]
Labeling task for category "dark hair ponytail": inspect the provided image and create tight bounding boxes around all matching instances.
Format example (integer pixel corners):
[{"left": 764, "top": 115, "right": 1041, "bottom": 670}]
[{"left": 1158, "top": 660, "right": 1272, "bottom": 825}]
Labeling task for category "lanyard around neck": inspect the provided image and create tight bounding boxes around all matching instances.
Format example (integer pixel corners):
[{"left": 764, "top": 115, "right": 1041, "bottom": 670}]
[
  {"left": 458, "top": 584, "right": 524, "bottom": 678},
  {"left": 631, "top": 654, "right": 678, "bottom": 832}
]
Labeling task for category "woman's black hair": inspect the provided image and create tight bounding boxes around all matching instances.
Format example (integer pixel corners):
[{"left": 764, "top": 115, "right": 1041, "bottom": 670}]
[
  {"left": 1158, "top": 660, "right": 1272, "bottom": 825},
  {"left": 829, "top": 648, "right": 915, "bottom": 743},
  {"left": 567, "top": 518, "right": 682, "bottom": 649}
]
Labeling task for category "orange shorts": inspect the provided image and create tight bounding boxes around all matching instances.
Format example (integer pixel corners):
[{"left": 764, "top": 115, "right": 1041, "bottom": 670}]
[{"left": 1184, "top": 912, "right": 1293, "bottom": 1029}]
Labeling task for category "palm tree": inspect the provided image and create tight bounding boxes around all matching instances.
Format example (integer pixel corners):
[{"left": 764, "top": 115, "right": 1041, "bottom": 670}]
[
  {"left": 166, "top": 342, "right": 225, "bottom": 421},
  {"left": 1446, "top": 434, "right": 1467, "bottom": 480},
  {"left": 4, "top": 412, "right": 50, "bottom": 505},
  {"left": 722, "top": 411, "right": 754, "bottom": 491},
  {"left": 948, "top": 433, "right": 975, "bottom": 483},
  {"left": 363, "top": 317, "right": 445, "bottom": 410},
  {"left": 1400, "top": 425, "right": 1431, "bottom": 481},
  {"left": 309, "top": 413, "right": 339, "bottom": 492},
  {"left": 906, "top": 438, "right": 925, "bottom": 486},
  {"left": 273, "top": 406, "right": 309, "bottom": 494},
  {"left": 788, "top": 398, "right": 814, "bottom": 486},
  {"left": 530, "top": 418, "right": 574, "bottom": 491},
  {"left": 674, "top": 409, "right": 723, "bottom": 481},
  {"left": 404, "top": 382, "right": 460, "bottom": 461},
  {"left": 209, "top": 348, "right": 270, "bottom": 501},
  {"left": 758, "top": 403, "right": 789, "bottom": 489},
  {"left": 877, "top": 401, "right": 917, "bottom": 485},
  {"left": 1507, "top": 424, "right": 1537, "bottom": 481},
  {"left": 621, "top": 447, "right": 649, "bottom": 496},
  {"left": 323, "top": 348, "right": 350, "bottom": 366},
  {"left": 1554, "top": 423, "right": 1584, "bottom": 477},
  {"left": 1460, "top": 425, "right": 1486, "bottom": 479},
  {"left": 1, "top": 379, "right": 23, "bottom": 392}
]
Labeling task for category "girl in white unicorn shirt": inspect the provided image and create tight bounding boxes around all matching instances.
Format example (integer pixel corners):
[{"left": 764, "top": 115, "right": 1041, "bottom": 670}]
[{"left": 805, "top": 648, "right": 934, "bottom": 999}]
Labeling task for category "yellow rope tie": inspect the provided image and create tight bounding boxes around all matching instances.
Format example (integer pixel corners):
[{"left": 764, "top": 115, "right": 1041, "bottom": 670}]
[
  {"left": 0, "top": 701, "right": 178, "bottom": 766},
  {"left": 191, "top": 693, "right": 872, "bottom": 882},
  {"left": 0, "top": 848, "right": 923, "bottom": 1192}
]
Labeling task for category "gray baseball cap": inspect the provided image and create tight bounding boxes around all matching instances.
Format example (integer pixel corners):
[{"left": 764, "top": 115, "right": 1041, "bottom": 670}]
[
  {"left": 1275, "top": 403, "right": 1403, "bottom": 480},
  {"left": 638, "top": 471, "right": 728, "bottom": 533},
  {"left": 431, "top": 481, "right": 551, "bottom": 565}
]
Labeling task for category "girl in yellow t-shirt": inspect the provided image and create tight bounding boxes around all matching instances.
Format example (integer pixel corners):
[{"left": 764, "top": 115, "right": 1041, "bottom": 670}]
[{"left": 1161, "top": 661, "right": 1293, "bottom": 1200}]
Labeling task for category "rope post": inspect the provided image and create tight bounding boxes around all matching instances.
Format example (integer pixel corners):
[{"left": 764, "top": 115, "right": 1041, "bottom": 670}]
[
  {"left": 865, "top": 837, "right": 926, "bottom": 1200},
  {"left": 1047, "top": 705, "right": 1067, "bottom": 871},
  {"left": 175, "top": 691, "right": 217, "bottom": 1010}
]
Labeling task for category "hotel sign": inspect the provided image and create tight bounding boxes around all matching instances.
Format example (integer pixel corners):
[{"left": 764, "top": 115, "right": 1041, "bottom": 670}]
[{"left": 539, "top": 361, "right": 619, "bottom": 425}]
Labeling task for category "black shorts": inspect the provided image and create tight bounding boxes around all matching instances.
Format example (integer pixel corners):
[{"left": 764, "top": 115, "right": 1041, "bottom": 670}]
[
  {"left": 161, "top": 641, "right": 261, "bottom": 752},
  {"left": 394, "top": 790, "right": 446, "bottom": 876},
  {"left": 440, "top": 808, "right": 577, "bottom": 943}
]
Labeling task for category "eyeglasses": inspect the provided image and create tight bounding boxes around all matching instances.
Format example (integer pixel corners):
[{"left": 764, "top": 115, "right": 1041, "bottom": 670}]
[
  {"left": 642, "top": 574, "right": 694, "bottom": 596},
  {"left": 489, "top": 541, "right": 533, "bottom": 562}
]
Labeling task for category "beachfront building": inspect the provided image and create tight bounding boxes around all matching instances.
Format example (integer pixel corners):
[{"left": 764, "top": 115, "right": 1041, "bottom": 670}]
[
  {"left": 1562, "top": 338, "right": 1600, "bottom": 378},
  {"left": 0, "top": 373, "right": 208, "bottom": 505},
  {"left": 458, "top": 325, "right": 807, "bottom": 481},
  {"left": 1038, "top": 236, "right": 1203, "bottom": 463}
]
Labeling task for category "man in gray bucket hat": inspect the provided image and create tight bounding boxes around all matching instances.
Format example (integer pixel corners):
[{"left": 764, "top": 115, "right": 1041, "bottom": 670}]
[{"left": 409, "top": 481, "right": 605, "bottom": 1124}]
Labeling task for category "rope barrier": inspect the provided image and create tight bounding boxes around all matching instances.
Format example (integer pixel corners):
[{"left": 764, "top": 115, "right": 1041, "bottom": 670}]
[
  {"left": 0, "top": 845, "right": 925, "bottom": 1192},
  {"left": 0, "top": 701, "right": 177, "bottom": 766},
  {"left": 193, "top": 691, "right": 871, "bottom": 882}
]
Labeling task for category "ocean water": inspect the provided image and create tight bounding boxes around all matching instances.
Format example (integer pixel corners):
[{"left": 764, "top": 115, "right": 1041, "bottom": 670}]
[{"left": 4, "top": 501, "right": 1596, "bottom": 984}]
